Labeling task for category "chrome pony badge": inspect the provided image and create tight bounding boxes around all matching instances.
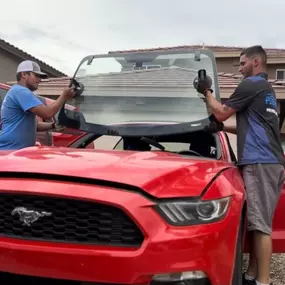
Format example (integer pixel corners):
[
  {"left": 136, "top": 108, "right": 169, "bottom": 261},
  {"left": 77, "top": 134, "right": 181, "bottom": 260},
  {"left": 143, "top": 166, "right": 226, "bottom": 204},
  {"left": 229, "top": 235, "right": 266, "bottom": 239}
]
[{"left": 11, "top": 207, "right": 52, "bottom": 226}]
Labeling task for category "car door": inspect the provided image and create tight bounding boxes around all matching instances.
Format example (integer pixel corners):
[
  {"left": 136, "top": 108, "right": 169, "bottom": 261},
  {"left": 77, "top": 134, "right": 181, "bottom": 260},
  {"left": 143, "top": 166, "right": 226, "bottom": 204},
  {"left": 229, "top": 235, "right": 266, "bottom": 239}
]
[
  {"left": 270, "top": 110, "right": 285, "bottom": 253},
  {"left": 272, "top": 181, "right": 285, "bottom": 252},
  {"left": 271, "top": 127, "right": 285, "bottom": 252}
]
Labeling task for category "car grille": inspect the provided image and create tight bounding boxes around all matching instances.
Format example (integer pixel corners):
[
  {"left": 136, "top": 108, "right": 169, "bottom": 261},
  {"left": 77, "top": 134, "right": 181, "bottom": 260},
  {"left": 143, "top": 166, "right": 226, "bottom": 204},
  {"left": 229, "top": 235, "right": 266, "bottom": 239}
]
[{"left": 0, "top": 193, "right": 144, "bottom": 247}]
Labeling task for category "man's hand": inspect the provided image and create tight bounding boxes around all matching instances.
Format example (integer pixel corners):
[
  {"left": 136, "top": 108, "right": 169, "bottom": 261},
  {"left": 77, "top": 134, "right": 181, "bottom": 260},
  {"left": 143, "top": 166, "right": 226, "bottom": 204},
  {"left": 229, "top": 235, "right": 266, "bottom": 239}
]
[
  {"left": 204, "top": 114, "right": 224, "bottom": 133},
  {"left": 193, "top": 75, "right": 213, "bottom": 96},
  {"left": 52, "top": 123, "right": 65, "bottom": 132},
  {"left": 62, "top": 87, "right": 76, "bottom": 100},
  {"left": 37, "top": 122, "right": 65, "bottom": 132},
  {"left": 37, "top": 122, "right": 53, "bottom": 132}
]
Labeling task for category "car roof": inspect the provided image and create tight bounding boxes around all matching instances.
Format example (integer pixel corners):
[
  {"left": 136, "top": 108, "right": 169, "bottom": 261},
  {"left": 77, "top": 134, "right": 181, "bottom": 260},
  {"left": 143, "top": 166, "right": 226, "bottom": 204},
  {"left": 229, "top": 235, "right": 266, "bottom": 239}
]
[{"left": 0, "top": 83, "right": 10, "bottom": 90}]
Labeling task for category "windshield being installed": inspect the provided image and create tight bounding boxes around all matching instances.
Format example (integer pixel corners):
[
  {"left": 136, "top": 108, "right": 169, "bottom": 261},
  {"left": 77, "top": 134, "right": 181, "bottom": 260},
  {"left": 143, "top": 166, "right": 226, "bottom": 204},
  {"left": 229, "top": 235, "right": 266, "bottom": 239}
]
[{"left": 60, "top": 49, "right": 220, "bottom": 137}]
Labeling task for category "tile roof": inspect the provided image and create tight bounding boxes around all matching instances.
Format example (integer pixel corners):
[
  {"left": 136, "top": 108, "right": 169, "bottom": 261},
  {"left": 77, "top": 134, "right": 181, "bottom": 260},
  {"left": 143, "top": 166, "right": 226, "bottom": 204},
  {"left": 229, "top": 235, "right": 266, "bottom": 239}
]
[
  {"left": 109, "top": 45, "right": 285, "bottom": 58},
  {"left": 8, "top": 69, "right": 285, "bottom": 97},
  {"left": 0, "top": 38, "right": 66, "bottom": 77},
  {"left": 218, "top": 72, "right": 285, "bottom": 88},
  {"left": 36, "top": 77, "right": 71, "bottom": 96}
]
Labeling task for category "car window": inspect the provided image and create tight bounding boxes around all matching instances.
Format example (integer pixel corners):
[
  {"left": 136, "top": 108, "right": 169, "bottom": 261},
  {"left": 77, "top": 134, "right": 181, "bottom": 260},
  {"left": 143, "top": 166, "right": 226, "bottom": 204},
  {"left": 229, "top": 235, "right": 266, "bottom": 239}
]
[
  {"left": 89, "top": 137, "right": 201, "bottom": 153},
  {"left": 79, "top": 135, "right": 217, "bottom": 159},
  {"left": 114, "top": 139, "right": 190, "bottom": 152},
  {"left": 86, "top": 135, "right": 122, "bottom": 150},
  {"left": 114, "top": 137, "right": 217, "bottom": 158}
]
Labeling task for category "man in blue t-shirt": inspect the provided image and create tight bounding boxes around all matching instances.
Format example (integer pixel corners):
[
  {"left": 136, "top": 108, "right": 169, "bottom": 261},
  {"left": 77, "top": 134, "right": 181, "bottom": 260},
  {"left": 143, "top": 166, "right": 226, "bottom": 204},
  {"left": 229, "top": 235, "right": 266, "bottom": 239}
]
[
  {"left": 0, "top": 60, "right": 76, "bottom": 150},
  {"left": 195, "top": 45, "right": 285, "bottom": 285}
]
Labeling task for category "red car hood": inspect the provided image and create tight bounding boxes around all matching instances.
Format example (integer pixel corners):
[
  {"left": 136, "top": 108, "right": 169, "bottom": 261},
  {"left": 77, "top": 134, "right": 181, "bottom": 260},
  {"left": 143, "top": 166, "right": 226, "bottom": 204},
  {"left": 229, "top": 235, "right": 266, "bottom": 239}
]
[{"left": 0, "top": 147, "right": 232, "bottom": 198}]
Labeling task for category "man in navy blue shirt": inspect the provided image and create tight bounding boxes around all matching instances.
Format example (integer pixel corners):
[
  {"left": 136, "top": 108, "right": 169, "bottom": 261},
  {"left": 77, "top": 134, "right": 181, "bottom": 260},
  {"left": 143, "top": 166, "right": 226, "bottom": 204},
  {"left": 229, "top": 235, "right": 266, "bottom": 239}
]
[
  {"left": 0, "top": 60, "right": 75, "bottom": 150},
  {"left": 195, "top": 45, "right": 285, "bottom": 285}
]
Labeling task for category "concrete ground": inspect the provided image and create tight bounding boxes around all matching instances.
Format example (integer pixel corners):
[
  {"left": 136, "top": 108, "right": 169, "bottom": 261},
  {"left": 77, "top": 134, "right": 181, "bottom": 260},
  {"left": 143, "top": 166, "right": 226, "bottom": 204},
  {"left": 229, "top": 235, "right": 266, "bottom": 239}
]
[{"left": 243, "top": 254, "right": 285, "bottom": 285}]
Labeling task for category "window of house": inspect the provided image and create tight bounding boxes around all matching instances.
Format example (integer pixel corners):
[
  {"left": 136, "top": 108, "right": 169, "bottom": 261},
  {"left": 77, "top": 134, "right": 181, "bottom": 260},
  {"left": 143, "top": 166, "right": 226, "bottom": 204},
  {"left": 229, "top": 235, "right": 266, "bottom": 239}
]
[{"left": 276, "top": 69, "right": 285, "bottom": 80}]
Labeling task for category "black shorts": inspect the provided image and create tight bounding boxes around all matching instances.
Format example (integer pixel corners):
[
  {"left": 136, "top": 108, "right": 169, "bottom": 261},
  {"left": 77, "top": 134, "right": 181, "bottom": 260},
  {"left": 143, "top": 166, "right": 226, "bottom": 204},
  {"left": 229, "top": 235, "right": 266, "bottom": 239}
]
[{"left": 242, "top": 163, "right": 285, "bottom": 234}]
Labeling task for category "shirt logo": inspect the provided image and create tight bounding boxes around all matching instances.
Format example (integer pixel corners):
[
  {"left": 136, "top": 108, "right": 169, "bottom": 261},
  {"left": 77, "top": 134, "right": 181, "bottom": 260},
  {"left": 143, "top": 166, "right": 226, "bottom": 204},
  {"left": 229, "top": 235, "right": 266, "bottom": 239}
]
[
  {"left": 265, "top": 94, "right": 277, "bottom": 108},
  {"left": 265, "top": 94, "right": 278, "bottom": 116}
]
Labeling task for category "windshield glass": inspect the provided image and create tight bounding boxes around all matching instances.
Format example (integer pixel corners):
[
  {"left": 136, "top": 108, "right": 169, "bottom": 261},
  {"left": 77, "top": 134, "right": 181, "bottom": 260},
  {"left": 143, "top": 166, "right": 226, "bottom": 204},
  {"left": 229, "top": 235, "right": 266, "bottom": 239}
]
[{"left": 61, "top": 49, "right": 220, "bottom": 136}]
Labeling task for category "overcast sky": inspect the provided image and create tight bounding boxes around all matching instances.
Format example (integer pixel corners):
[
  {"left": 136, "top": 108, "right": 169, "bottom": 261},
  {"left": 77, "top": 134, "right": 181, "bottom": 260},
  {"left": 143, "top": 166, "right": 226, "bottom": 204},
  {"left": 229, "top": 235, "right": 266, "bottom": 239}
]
[{"left": 0, "top": 0, "right": 282, "bottom": 76}]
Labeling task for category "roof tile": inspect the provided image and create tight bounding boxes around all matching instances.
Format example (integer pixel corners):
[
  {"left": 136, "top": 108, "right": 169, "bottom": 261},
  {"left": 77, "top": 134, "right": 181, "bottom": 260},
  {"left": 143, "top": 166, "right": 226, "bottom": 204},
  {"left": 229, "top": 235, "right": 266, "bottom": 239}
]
[
  {"left": 27, "top": 70, "right": 285, "bottom": 98},
  {"left": 109, "top": 45, "right": 285, "bottom": 58}
]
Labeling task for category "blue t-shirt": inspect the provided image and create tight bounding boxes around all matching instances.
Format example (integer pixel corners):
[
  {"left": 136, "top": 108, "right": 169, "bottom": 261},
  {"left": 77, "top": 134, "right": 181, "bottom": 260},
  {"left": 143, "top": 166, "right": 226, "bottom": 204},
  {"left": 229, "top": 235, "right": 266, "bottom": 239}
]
[{"left": 0, "top": 84, "right": 43, "bottom": 150}]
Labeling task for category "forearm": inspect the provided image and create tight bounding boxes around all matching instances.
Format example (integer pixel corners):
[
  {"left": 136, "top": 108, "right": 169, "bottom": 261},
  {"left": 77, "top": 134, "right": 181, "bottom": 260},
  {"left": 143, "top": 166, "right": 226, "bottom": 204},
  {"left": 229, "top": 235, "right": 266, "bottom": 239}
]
[
  {"left": 37, "top": 122, "right": 53, "bottom": 132},
  {"left": 223, "top": 125, "right": 237, "bottom": 134},
  {"left": 205, "top": 90, "right": 235, "bottom": 122},
  {"left": 46, "top": 94, "right": 66, "bottom": 118}
]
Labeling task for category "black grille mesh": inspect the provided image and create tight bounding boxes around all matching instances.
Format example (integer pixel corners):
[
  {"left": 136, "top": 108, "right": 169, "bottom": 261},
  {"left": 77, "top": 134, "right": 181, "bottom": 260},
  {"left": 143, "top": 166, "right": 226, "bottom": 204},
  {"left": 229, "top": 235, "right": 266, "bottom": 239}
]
[{"left": 0, "top": 193, "right": 144, "bottom": 247}]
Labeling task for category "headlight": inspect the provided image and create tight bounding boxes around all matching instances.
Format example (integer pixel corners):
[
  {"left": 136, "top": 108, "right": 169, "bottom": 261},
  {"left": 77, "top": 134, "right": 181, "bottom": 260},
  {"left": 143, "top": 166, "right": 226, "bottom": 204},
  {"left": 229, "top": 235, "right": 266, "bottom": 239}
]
[{"left": 156, "top": 197, "right": 230, "bottom": 226}]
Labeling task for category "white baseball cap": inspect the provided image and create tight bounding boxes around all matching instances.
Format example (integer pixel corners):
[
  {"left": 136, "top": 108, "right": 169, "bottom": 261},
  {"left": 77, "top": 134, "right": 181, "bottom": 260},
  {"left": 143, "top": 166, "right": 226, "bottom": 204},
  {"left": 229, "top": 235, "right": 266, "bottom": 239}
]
[{"left": 17, "top": 60, "right": 48, "bottom": 78}]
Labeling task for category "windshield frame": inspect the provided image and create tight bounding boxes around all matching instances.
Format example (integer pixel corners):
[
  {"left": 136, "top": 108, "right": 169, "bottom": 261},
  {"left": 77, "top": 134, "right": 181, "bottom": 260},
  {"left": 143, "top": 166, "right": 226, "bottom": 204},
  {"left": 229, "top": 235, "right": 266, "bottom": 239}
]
[{"left": 59, "top": 48, "right": 220, "bottom": 137}]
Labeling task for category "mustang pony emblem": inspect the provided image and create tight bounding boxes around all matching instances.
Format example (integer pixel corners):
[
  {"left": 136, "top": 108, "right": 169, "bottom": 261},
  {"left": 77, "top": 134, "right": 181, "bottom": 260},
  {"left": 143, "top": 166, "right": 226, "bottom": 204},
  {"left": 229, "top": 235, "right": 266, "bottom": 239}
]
[{"left": 11, "top": 207, "right": 52, "bottom": 226}]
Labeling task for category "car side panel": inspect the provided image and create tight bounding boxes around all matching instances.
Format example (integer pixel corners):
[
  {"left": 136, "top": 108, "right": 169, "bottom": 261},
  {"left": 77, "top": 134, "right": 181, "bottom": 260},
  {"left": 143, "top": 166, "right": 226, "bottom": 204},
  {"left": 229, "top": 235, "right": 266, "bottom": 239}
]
[{"left": 271, "top": 172, "right": 285, "bottom": 252}]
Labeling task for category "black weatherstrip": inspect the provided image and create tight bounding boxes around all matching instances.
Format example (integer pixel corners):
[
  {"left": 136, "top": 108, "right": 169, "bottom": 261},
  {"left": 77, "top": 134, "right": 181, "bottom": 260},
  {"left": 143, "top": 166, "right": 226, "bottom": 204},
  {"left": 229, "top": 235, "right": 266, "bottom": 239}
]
[{"left": 199, "top": 167, "right": 233, "bottom": 198}]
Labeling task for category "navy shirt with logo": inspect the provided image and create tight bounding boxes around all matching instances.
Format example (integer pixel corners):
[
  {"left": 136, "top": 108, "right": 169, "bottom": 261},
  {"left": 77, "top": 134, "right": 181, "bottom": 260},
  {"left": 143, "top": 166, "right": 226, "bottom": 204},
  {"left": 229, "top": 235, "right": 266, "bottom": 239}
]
[{"left": 225, "top": 72, "right": 285, "bottom": 166}]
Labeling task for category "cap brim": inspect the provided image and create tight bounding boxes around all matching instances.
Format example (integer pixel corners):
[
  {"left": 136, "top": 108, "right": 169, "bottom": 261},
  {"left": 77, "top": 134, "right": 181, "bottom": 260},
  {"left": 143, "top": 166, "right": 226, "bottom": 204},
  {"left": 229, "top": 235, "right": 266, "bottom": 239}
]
[{"left": 34, "top": 71, "right": 48, "bottom": 79}]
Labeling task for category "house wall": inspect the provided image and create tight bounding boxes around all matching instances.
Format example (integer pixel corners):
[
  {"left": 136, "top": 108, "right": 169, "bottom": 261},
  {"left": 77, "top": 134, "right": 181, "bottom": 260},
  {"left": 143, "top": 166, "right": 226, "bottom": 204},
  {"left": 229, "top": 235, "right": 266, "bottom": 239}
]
[
  {"left": 0, "top": 48, "right": 60, "bottom": 83},
  {"left": 0, "top": 49, "right": 20, "bottom": 83},
  {"left": 267, "top": 64, "right": 285, "bottom": 79},
  {"left": 216, "top": 57, "right": 285, "bottom": 80},
  {"left": 216, "top": 58, "right": 239, "bottom": 73}
]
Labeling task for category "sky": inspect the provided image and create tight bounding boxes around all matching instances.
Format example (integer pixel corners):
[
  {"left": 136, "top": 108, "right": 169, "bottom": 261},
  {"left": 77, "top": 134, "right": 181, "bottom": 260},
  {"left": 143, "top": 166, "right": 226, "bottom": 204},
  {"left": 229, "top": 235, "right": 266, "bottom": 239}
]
[{"left": 0, "top": 0, "right": 282, "bottom": 76}]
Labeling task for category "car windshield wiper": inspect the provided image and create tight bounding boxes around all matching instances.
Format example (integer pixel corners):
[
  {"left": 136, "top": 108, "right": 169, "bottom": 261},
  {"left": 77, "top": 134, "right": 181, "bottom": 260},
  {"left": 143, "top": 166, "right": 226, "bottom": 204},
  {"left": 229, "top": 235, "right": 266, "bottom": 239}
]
[{"left": 140, "top": 137, "right": 165, "bottom": 151}]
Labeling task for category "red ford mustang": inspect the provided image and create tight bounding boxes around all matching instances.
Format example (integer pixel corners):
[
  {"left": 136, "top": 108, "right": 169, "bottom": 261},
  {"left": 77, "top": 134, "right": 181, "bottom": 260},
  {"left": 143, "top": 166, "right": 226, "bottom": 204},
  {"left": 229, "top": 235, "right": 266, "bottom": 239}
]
[{"left": 0, "top": 49, "right": 285, "bottom": 285}]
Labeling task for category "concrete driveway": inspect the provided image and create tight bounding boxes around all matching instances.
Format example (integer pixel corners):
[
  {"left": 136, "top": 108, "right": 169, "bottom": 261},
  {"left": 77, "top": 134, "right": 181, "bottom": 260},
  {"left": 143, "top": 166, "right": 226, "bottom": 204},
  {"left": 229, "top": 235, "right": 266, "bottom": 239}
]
[{"left": 243, "top": 254, "right": 285, "bottom": 285}]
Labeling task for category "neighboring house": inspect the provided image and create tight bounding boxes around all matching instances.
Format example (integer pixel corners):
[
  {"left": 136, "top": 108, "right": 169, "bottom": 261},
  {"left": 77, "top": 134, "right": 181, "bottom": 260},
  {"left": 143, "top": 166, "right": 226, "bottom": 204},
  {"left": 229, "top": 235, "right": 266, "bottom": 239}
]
[
  {"left": 109, "top": 45, "right": 285, "bottom": 81},
  {"left": 0, "top": 38, "right": 66, "bottom": 83}
]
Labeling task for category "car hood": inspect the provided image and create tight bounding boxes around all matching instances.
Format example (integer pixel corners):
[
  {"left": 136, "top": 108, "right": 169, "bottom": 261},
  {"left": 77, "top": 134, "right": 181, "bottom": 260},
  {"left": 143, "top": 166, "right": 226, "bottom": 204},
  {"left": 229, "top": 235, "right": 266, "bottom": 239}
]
[{"left": 0, "top": 147, "right": 232, "bottom": 198}]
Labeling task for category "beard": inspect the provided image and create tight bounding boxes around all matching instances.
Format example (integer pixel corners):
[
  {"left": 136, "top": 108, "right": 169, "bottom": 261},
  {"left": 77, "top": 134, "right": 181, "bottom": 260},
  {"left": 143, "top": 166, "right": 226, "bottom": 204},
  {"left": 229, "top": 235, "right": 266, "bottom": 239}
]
[
  {"left": 243, "top": 65, "right": 254, "bottom": 78},
  {"left": 26, "top": 82, "right": 38, "bottom": 92}
]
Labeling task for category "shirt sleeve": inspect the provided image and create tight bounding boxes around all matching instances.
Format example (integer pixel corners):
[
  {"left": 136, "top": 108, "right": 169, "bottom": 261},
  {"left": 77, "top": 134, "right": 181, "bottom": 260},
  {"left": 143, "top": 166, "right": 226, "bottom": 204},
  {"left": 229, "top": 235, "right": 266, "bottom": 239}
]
[
  {"left": 224, "top": 79, "right": 257, "bottom": 112},
  {"left": 14, "top": 88, "right": 43, "bottom": 112}
]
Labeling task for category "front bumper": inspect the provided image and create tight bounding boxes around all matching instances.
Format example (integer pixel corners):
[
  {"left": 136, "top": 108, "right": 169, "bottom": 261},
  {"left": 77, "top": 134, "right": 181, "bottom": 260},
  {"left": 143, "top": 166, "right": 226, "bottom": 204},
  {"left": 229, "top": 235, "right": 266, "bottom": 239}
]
[{"left": 0, "top": 179, "right": 241, "bottom": 285}]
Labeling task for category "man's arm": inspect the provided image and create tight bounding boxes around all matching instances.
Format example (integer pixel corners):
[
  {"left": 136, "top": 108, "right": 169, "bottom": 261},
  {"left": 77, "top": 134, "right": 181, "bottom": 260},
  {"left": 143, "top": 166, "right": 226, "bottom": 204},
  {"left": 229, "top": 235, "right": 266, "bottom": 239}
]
[
  {"left": 223, "top": 124, "right": 237, "bottom": 134},
  {"left": 37, "top": 121, "right": 65, "bottom": 132},
  {"left": 37, "top": 122, "right": 53, "bottom": 132},
  {"left": 29, "top": 87, "right": 76, "bottom": 120},
  {"left": 204, "top": 78, "right": 256, "bottom": 122},
  {"left": 204, "top": 91, "right": 236, "bottom": 122}
]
